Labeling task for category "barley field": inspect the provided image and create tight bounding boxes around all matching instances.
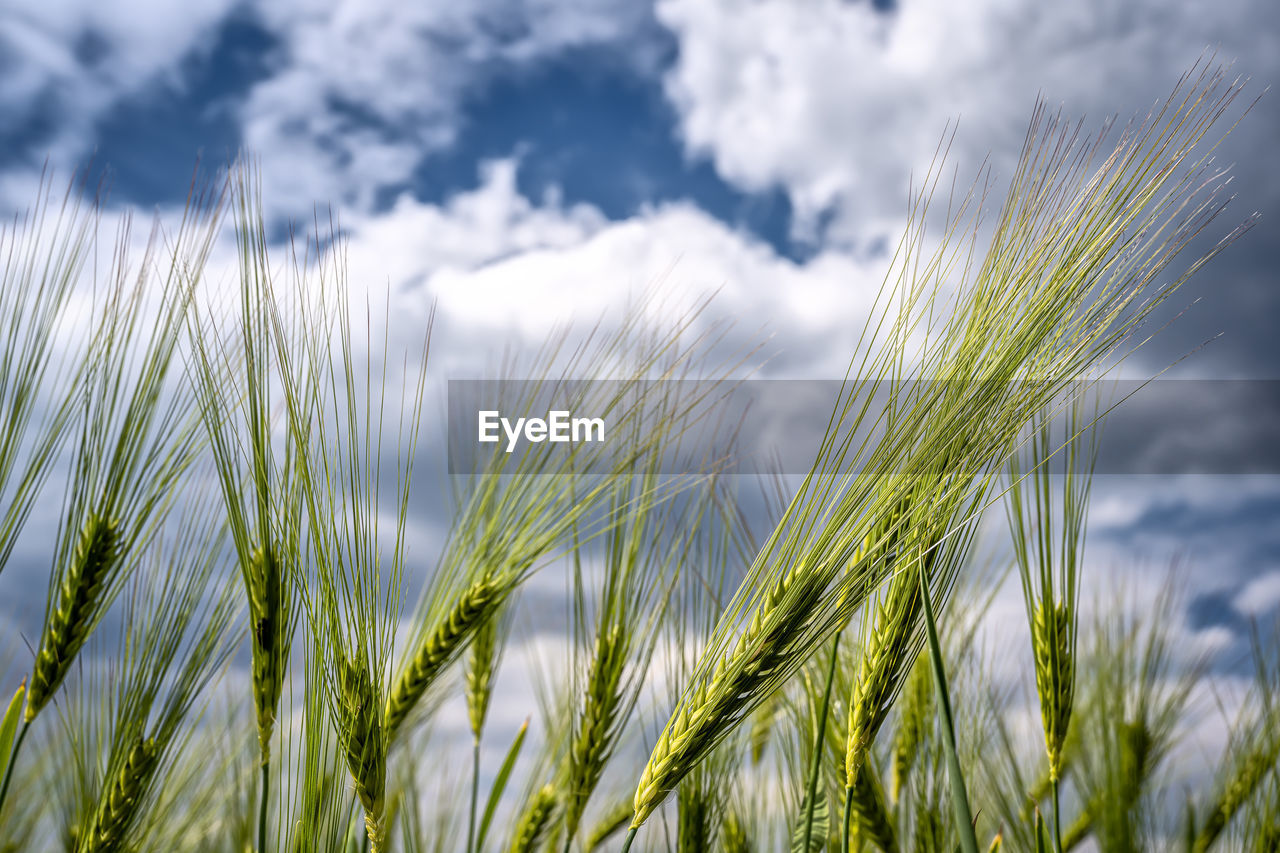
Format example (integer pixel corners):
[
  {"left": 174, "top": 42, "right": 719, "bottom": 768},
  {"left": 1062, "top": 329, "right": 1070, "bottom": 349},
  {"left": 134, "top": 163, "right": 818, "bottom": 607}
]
[{"left": 0, "top": 61, "right": 1276, "bottom": 853}]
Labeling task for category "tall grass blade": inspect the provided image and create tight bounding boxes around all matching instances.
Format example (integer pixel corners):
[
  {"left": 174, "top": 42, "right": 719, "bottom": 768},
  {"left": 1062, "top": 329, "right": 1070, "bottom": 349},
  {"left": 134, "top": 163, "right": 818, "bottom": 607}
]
[
  {"left": 476, "top": 718, "right": 530, "bottom": 853},
  {"left": 918, "top": 548, "right": 979, "bottom": 853}
]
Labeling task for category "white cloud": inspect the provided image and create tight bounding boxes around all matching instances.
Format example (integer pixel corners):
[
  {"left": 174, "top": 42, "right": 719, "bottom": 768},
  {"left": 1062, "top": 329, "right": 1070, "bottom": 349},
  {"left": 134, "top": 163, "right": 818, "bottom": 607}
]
[
  {"left": 0, "top": 0, "right": 243, "bottom": 165},
  {"left": 326, "top": 157, "right": 891, "bottom": 379},
  {"left": 1, "top": 0, "right": 667, "bottom": 217},
  {"left": 239, "top": 0, "right": 665, "bottom": 216},
  {"left": 1235, "top": 570, "right": 1280, "bottom": 616},
  {"left": 656, "top": 0, "right": 1280, "bottom": 245}
]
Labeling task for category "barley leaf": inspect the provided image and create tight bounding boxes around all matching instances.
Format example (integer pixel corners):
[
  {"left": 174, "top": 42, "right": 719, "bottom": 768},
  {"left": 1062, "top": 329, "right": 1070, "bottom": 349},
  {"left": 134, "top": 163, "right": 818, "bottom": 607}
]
[
  {"left": 476, "top": 718, "right": 529, "bottom": 853},
  {"left": 0, "top": 681, "right": 22, "bottom": 777},
  {"left": 919, "top": 548, "right": 979, "bottom": 853}
]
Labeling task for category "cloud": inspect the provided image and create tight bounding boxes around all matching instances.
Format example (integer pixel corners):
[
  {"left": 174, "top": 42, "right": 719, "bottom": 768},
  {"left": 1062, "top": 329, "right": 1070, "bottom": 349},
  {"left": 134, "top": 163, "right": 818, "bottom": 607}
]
[
  {"left": 1235, "top": 570, "right": 1280, "bottom": 617},
  {"left": 0, "top": 0, "right": 244, "bottom": 166},
  {"left": 655, "top": 0, "right": 1280, "bottom": 245},
  {"left": 329, "top": 156, "right": 891, "bottom": 380},
  {"left": 239, "top": 0, "right": 669, "bottom": 216}
]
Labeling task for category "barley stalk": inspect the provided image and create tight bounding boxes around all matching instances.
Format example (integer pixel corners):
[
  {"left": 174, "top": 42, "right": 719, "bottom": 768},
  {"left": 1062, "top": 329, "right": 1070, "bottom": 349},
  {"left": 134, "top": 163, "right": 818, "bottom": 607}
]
[
  {"left": 1007, "top": 411, "right": 1092, "bottom": 789},
  {"left": 27, "top": 512, "right": 121, "bottom": 720}
]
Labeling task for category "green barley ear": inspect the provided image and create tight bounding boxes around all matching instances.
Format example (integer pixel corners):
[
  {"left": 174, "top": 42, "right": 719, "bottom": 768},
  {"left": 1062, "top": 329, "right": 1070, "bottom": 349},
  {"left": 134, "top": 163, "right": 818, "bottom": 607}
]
[
  {"left": 630, "top": 63, "right": 1252, "bottom": 841},
  {"left": 845, "top": 762, "right": 896, "bottom": 853},
  {"left": 22, "top": 172, "right": 226, "bottom": 743},
  {"left": 55, "top": 498, "right": 238, "bottom": 853},
  {"left": 839, "top": 486, "right": 977, "bottom": 850},
  {"left": 82, "top": 736, "right": 160, "bottom": 853},
  {"left": 562, "top": 459, "right": 685, "bottom": 846},
  {"left": 247, "top": 544, "right": 288, "bottom": 762},
  {"left": 508, "top": 785, "right": 557, "bottom": 853},
  {"left": 268, "top": 211, "right": 429, "bottom": 853},
  {"left": 1190, "top": 626, "right": 1280, "bottom": 852},
  {"left": 1030, "top": 598, "right": 1074, "bottom": 774},
  {"left": 1007, "top": 406, "right": 1095, "bottom": 787},
  {"left": 385, "top": 574, "right": 502, "bottom": 737},
  {"left": 844, "top": 555, "right": 925, "bottom": 786},
  {"left": 564, "top": 621, "right": 629, "bottom": 839},
  {"left": 186, "top": 163, "right": 305, "bottom": 795},
  {"left": 337, "top": 655, "right": 387, "bottom": 847},
  {"left": 465, "top": 613, "right": 502, "bottom": 743},
  {"left": 27, "top": 512, "right": 121, "bottom": 719},
  {"left": 891, "top": 651, "right": 932, "bottom": 803}
]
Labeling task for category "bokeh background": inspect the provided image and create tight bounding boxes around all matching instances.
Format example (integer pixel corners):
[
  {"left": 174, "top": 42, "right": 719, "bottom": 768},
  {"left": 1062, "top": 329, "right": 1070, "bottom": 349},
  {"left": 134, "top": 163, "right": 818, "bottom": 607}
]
[{"left": 2, "top": 0, "right": 1278, "bottom": 811}]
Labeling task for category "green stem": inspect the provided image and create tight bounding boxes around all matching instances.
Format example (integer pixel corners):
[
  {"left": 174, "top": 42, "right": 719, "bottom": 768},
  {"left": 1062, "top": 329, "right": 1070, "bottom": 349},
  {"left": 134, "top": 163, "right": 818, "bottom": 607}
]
[
  {"left": 917, "top": 562, "right": 979, "bottom": 853},
  {"left": 802, "top": 635, "right": 841, "bottom": 852},
  {"left": 1052, "top": 777, "right": 1063, "bottom": 853},
  {"left": 621, "top": 826, "right": 637, "bottom": 853},
  {"left": 842, "top": 787, "right": 854, "bottom": 853},
  {"left": 0, "top": 720, "right": 30, "bottom": 815},
  {"left": 258, "top": 760, "right": 270, "bottom": 853},
  {"left": 468, "top": 739, "right": 480, "bottom": 853}
]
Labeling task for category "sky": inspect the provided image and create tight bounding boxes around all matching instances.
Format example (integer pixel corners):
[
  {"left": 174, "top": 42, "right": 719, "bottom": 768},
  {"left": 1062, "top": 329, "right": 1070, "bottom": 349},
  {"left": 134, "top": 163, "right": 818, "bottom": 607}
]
[{"left": 2, "top": 0, "right": 1279, "bottom": 829}]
